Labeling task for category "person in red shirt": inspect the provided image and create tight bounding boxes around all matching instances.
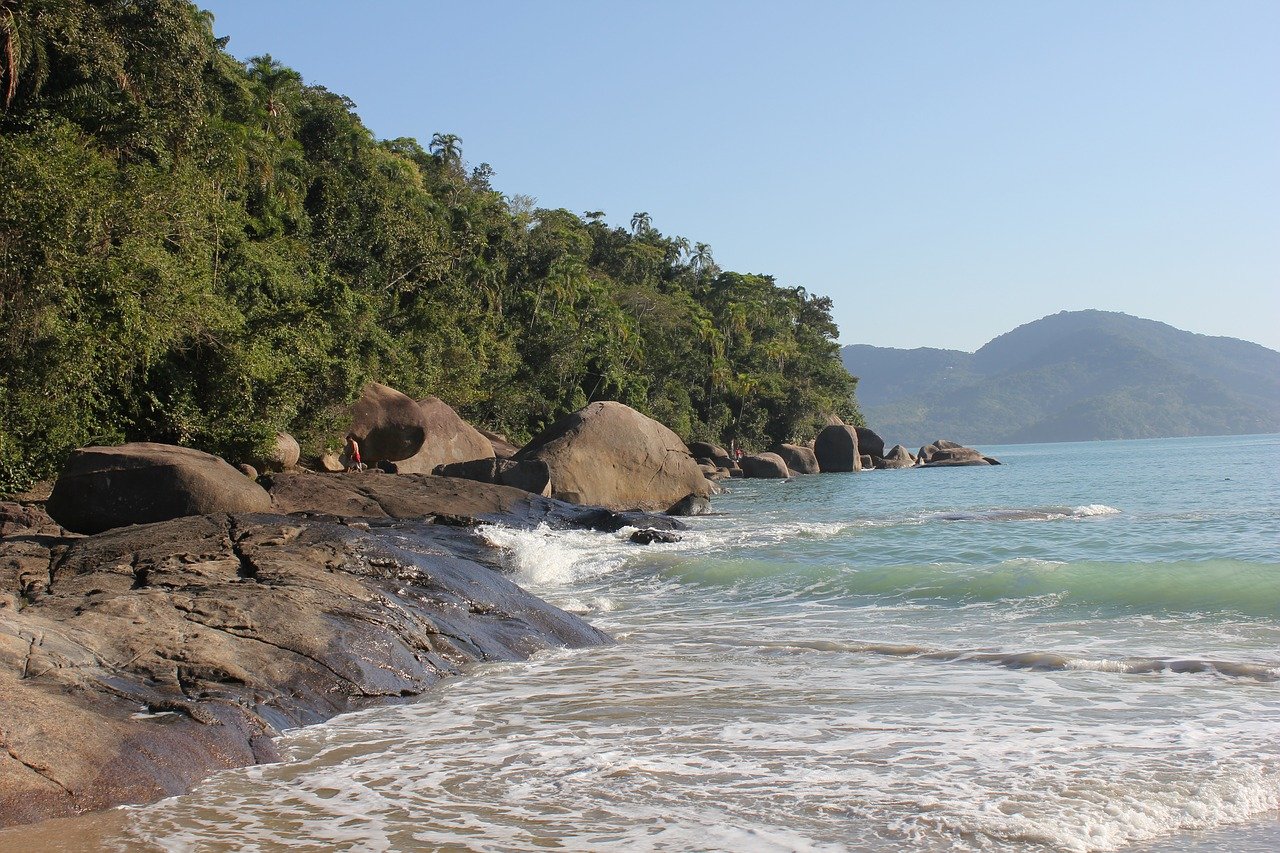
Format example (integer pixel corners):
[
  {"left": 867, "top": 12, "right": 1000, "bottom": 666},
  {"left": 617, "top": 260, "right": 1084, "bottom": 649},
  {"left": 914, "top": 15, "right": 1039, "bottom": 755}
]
[{"left": 344, "top": 433, "right": 366, "bottom": 472}]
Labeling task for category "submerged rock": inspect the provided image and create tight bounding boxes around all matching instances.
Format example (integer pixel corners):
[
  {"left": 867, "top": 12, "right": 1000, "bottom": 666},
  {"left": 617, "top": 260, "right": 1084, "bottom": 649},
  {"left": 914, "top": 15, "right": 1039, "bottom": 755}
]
[{"left": 630, "top": 529, "right": 681, "bottom": 545}]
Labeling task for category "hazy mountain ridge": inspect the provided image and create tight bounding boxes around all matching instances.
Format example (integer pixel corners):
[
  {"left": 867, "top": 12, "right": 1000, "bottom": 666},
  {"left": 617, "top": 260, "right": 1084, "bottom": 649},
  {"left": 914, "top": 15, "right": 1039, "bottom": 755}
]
[{"left": 842, "top": 310, "right": 1280, "bottom": 447}]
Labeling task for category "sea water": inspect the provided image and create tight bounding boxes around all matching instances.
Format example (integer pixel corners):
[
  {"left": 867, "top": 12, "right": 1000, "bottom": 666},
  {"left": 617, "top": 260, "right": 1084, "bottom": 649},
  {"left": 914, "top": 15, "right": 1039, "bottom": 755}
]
[{"left": 10, "top": 434, "right": 1279, "bottom": 852}]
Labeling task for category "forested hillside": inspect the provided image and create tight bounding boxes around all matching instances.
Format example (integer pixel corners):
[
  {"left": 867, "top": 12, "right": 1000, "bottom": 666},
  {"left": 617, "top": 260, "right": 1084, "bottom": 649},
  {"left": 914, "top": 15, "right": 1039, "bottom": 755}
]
[
  {"left": 842, "top": 310, "right": 1280, "bottom": 447},
  {"left": 0, "top": 0, "right": 859, "bottom": 492}
]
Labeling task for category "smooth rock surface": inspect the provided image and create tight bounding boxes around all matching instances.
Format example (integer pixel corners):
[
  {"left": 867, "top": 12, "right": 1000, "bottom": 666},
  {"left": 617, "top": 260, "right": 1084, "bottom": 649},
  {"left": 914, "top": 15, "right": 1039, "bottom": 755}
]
[
  {"left": 347, "top": 383, "right": 428, "bottom": 464},
  {"left": 0, "top": 510, "right": 608, "bottom": 829},
  {"left": 878, "top": 445, "right": 917, "bottom": 469},
  {"left": 774, "top": 444, "right": 820, "bottom": 475},
  {"left": 265, "top": 471, "right": 685, "bottom": 532},
  {"left": 514, "top": 402, "right": 712, "bottom": 514},
  {"left": 855, "top": 427, "right": 886, "bottom": 460},
  {"left": 46, "top": 444, "right": 272, "bottom": 535},
  {"left": 740, "top": 452, "right": 791, "bottom": 479},
  {"left": 255, "top": 432, "right": 300, "bottom": 472},
  {"left": 390, "top": 397, "right": 495, "bottom": 475},
  {"left": 814, "top": 425, "right": 862, "bottom": 473}
]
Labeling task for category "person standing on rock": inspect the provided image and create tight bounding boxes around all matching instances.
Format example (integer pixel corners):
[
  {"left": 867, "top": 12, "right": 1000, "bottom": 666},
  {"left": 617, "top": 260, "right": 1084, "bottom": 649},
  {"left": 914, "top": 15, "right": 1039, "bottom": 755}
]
[{"left": 344, "top": 433, "right": 366, "bottom": 472}]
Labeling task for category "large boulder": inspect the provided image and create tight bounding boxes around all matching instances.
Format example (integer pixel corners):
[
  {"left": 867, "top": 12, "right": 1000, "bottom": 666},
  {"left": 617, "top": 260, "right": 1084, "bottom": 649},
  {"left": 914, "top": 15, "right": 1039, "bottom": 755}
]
[
  {"left": 347, "top": 383, "right": 428, "bottom": 464},
  {"left": 923, "top": 447, "right": 991, "bottom": 467},
  {"left": 773, "top": 444, "right": 819, "bottom": 475},
  {"left": 254, "top": 432, "right": 300, "bottom": 472},
  {"left": 391, "top": 397, "right": 495, "bottom": 475},
  {"left": 688, "top": 441, "right": 734, "bottom": 470},
  {"left": 917, "top": 439, "right": 964, "bottom": 461},
  {"left": 687, "top": 441, "right": 727, "bottom": 460},
  {"left": 514, "top": 402, "right": 712, "bottom": 514},
  {"left": 740, "top": 452, "right": 790, "bottom": 479},
  {"left": 46, "top": 443, "right": 272, "bottom": 534},
  {"left": 854, "top": 427, "right": 886, "bottom": 460},
  {"left": 877, "top": 445, "right": 916, "bottom": 469},
  {"left": 814, "top": 425, "right": 862, "bottom": 472},
  {"left": 917, "top": 439, "right": 994, "bottom": 467}
]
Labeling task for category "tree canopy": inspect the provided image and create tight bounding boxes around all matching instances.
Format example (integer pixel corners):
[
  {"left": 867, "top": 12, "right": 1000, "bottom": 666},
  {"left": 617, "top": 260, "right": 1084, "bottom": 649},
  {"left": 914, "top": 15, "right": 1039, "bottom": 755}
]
[{"left": 0, "top": 0, "right": 860, "bottom": 492}]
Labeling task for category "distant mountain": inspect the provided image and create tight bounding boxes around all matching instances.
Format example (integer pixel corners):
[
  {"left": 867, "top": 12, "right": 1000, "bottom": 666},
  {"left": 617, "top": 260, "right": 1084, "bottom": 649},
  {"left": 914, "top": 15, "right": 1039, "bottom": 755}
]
[{"left": 842, "top": 310, "right": 1280, "bottom": 447}]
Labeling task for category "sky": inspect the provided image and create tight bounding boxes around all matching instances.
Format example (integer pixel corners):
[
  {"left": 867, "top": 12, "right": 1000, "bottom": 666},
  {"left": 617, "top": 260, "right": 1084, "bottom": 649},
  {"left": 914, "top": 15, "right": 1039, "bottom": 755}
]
[{"left": 199, "top": 1, "right": 1280, "bottom": 353}]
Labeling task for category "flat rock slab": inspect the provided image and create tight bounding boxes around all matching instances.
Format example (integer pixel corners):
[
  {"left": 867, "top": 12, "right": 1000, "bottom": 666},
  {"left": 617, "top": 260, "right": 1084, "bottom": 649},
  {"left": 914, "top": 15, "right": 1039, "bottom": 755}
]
[
  {"left": 0, "top": 511, "right": 609, "bottom": 828},
  {"left": 264, "top": 471, "right": 686, "bottom": 532}
]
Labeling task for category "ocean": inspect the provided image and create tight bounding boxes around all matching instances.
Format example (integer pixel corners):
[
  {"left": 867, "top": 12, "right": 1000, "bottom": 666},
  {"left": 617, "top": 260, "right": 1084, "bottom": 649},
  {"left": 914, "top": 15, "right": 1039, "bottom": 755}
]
[{"left": 10, "top": 434, "right": 1279, "bottom": 852}]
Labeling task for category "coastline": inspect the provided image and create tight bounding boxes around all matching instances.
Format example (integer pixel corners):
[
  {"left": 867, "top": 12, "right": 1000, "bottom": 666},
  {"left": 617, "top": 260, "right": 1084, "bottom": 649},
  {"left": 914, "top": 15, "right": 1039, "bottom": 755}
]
[{"left": 0, "top": 472, "right": 682, "bottom": 830}]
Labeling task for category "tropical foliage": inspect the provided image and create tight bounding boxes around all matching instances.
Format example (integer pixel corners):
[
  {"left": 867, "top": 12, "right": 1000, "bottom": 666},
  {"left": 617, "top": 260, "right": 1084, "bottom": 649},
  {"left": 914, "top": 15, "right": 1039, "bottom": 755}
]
[{"left": 0, "top": 0, "right": 859, "bottom": 492}]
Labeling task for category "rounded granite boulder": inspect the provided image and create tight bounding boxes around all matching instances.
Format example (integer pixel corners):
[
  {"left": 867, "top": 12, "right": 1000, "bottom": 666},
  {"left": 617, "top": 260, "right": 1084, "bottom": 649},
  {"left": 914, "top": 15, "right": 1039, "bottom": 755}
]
[{"left": 47, "top": 443, "right": 272, "bottom": 534}]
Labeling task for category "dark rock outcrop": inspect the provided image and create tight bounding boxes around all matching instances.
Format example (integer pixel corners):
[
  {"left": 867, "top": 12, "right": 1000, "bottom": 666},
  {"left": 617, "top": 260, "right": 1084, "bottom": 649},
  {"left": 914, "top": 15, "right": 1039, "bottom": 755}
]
[
  {"left": 854, "top": 427, "right": 886, "bottom": 460},
  {"left": 687, "top": 442, "right": 730, "bottom": 468},
  {"left": 514, "top": 402, "right": 712, "bottom": 514},
  {"left": 630, "top": 529, "right": 681, "bottom": 545},
  {"left": 686, "top": 440, "right": 727, "bottom": 461},
  {"left": 814, "top": 425, "right": 862, "bottom": 473},
  {"left": 773, "top": 444, "right": 819, "bottom": 475},
  {"left": 0, "top": 510, "right": 608, "bottom": 829},
  {"left": 432, "top": 458, "right": 552, "bottom": 497},
  {"left": 46, "top": 444, "right": 272, "bottom": 535},
  {"left": 917, "top": 440, "right": 996, "bottom": 467},
  {"left": 390, "top": 397, "right": 495, "bottom": 475},
  {"left": 740, "top": 452, "right": 790, "bottom": 479}
]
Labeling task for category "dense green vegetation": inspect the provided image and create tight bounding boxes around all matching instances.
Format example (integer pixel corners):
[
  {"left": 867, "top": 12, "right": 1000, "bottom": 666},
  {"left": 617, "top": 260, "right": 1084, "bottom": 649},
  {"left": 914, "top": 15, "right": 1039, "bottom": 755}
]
[
  {"left": 843, "top": 310, "right": 1280, "bottom": 447},
  {"left": 0, "top": 0, "right": 859, "bottom": 492}
]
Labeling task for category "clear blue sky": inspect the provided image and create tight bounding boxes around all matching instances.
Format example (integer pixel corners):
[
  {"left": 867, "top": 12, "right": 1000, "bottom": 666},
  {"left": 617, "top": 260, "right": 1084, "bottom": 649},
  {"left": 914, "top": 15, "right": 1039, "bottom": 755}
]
[{"left": 199, "top": 1, "right": 1280, "bottom": 352}]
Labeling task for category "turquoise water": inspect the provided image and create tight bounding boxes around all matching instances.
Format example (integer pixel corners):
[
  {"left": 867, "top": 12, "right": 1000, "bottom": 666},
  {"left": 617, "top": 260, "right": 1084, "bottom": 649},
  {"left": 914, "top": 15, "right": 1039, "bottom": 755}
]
[{"left": 34, "top": 435, "right": 1280, "bottom": 851}]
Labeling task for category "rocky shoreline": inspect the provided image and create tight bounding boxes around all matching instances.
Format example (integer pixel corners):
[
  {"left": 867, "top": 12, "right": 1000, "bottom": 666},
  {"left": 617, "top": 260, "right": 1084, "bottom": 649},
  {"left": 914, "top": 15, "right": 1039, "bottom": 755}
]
[
  {"left": 1, "top": 386, "right": 998, "bottom": 831},
  {"left": 0, "top": 473, "right": 682, "bottom": 829}
]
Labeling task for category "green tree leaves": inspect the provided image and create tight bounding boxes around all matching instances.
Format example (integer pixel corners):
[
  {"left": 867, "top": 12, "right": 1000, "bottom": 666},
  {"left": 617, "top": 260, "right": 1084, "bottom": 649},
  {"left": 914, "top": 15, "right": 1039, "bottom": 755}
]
[{"left": 0, "top": 0, "right": 860, "bottom": 493}]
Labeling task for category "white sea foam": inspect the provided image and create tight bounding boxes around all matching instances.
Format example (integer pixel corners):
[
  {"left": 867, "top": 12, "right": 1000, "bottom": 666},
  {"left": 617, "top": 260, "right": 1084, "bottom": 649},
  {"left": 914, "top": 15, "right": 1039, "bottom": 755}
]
[
  {"left": 477, "top": 523, "right": 632, "bottom": 586},
  {"left": 1072, "top": 504, "right": 1122, "bottom": 517}
]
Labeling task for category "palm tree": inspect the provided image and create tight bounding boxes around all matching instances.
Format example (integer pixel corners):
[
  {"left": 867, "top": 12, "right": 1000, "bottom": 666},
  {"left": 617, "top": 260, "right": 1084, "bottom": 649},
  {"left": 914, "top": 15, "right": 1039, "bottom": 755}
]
[
  {"left": 248, "top": 54, "right": 301, "bottom": 135},
  {"left": 670, "top": 235, "right": 691, "bottom": 264},
  {"left": 691, "top": 242, "right": 715, "bottom": 274},
  {"left": 1, "top": 0, "right": 49, "bottom": 109},
  {"left": 630, "top": 211, "right": 651, "bottom": 235},
  {"left": 430, "top": 132, "right": 463, "bottom": 168}
]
